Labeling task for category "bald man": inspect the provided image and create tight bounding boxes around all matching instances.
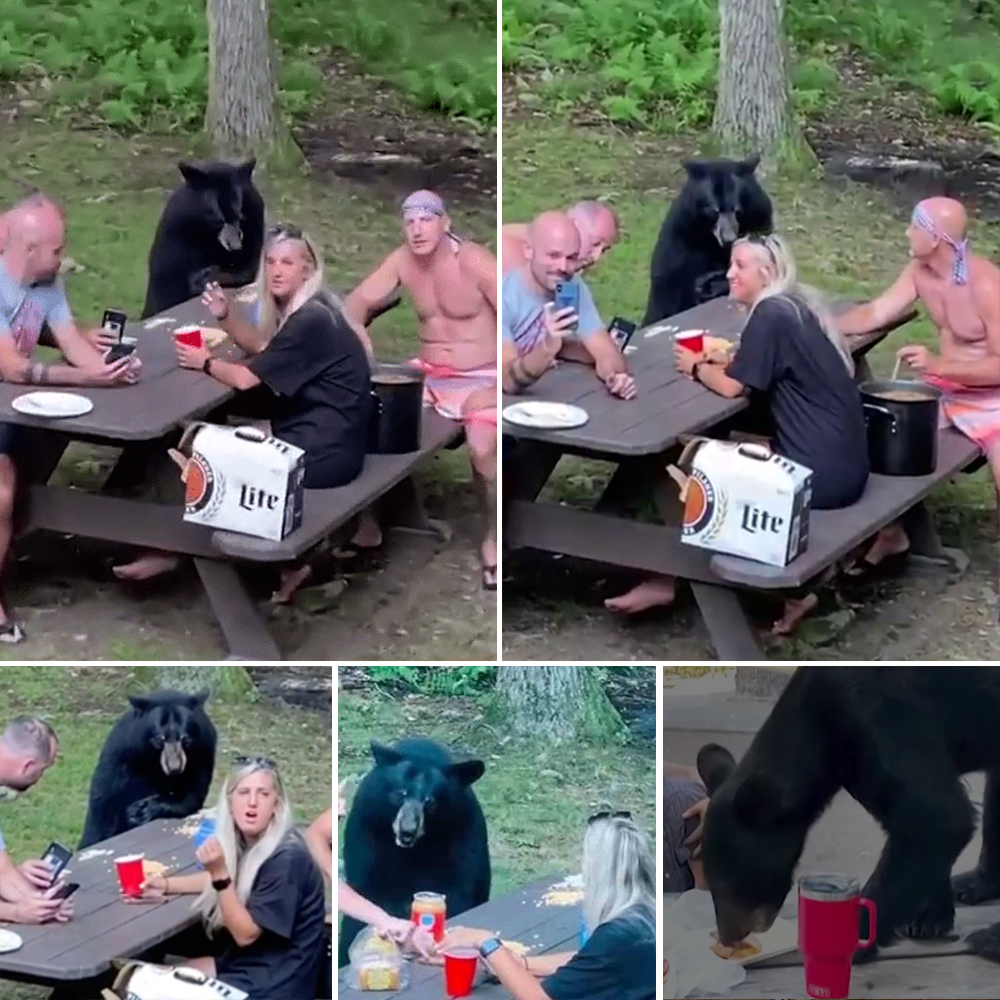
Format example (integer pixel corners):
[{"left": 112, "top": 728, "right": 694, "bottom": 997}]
[
  {"left": 344, "top": 190, "right": 497, "bottom": 588},
  {"left": 837, "top": 197, "right": 1000, "bottom": 595},
  {"left": 501, "top": 200, "right": 620, "bottom": 276},
  {"left": 0, "top": 193, "right": 140, "bottom": 641},
  {"left": 502, "top": 210, "right": 634, "bottom": 399}
]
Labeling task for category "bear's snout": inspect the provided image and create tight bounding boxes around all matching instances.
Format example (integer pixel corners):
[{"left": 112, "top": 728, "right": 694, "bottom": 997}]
[
  {"left": 392, "top": 800, "right": 425, "bottom": 848},
  {"left": 218, "top": 223, "right": 243, "bottom": 252},
  {"left": 712, "top": 212, "right": 739, "bottom": 246},
  {"left": 160, "top": 742, "right": 187, "bottom": 775}
]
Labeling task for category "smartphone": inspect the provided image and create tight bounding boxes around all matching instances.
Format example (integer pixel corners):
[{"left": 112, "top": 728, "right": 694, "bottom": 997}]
[
  {"left": 608, "top": 316, "right": 637, "bottom": 351},
  {"left": 50, "top": 881, "right": 79, "bottom": 901},
  {"left": 102, "top": 309, "right": 128, "bottom": 341},
  {"left": 105, "top": 341, "right": 137, "bottom": 364},
  {"left": 41, "top": 842, "right": 73, "bottom": 881},
  {"left": 553, "top": 280, "right": 580, "bottom": 332}
]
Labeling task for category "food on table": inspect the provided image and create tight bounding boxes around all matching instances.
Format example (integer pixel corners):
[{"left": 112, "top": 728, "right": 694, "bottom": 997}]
[
  {"left": 355, "top": 935, "right": 403, "bottom": 990},
  {"left": 501, "top": 939, "right": 529, "bottom": 956},
  {"left": 542, "top": 887, "right": 585, "bottom": 906},
  {"left": 142, "top": 860, "right": 169, "bottom": 878},
  {"left": 710, "top": 931, "right": 762, "bottom": 960},
  {"left": 703, "top": 335, "right": 735, "bottom": 355}
]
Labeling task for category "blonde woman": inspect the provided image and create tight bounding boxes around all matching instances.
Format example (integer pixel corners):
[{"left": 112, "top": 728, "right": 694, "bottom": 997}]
[
  {"left": 113, "top": 225, "right": 374, "bottom": 586},
  {"left": 609, "top": 234, "right": 869, "bottom": 634},
  {"left": 136, "top": 756, "right": 327, "bottom": 1000},
  {"left": 435, "top": 813, "right": 656, "bottom": 1000}
]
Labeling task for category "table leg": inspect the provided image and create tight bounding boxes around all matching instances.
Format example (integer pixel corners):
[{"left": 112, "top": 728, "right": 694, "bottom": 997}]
[
  {"left": 379, "top": 475, "right": 451, "bottom": 543},
  {"left": 194, "top": 557, "right": 281, "bottom": 660},
  {"left": 689, "top": 581, "right": 765, "bottom": 659},
  {"left": 506, "top": 440, "right": 561, "bottom": 501},
  {"left": 594, "top": 457, "right": 660, "bottom": 515},
  {"left": 900, "top": 501, "right": 969, "bottom": 574}
]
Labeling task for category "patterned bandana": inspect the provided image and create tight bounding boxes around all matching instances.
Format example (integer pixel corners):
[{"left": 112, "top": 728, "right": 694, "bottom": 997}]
[
  {"left": 911, "top": 201, "right": 969, "bottom": 284},
  {"left": 402, "top": 191, "right": 446, "bottom": 220}
]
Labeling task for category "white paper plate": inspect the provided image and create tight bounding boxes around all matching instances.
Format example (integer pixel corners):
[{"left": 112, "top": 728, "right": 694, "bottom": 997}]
[
  {"left": 12, "top": 392, "right": 94, "bottom": 418},
  {"left": 502, "top": 401, "right": 588, "bottom": 430},
  {"left": 0, "top": 928, "right": 23, "bottom": 953}
]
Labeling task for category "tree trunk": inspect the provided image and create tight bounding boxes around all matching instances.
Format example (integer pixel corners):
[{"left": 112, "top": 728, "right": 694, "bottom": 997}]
[
  {"left": 713, "top": 0, "right": 814, "bottom": 172},
  {"left": 205, "top": 0, "right": 284, "bottom": 162},
  {"left": 493, "top": 666, "right": 623, "bottom": 742},
  {"left": 133, "top": 665, "right": 255, "bottom": 698}
]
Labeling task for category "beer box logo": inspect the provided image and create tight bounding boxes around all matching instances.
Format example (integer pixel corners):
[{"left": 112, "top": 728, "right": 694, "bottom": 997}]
[
  {"left": 682, "top": 467, "right": 727, "bottom": 540},
  {"left": 184, "top": 454, "right": 214, "bottom": 514}
]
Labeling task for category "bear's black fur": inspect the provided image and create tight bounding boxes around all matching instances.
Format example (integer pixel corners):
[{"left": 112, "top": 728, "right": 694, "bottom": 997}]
[
  {"left": 698, "top": 665, "right": 1000, "bottom": 964},
  {"left": 79, "top": 689, "right": 217, "bottom": 849},
  {"left": 339, "top": 737, "right": 491, "bottom": 965},
  {"left": 643, "top": 155, "right": 773, "bottom": 325},
  {"left": 141, "top": 159, "right": 265, "bottom": 318}
]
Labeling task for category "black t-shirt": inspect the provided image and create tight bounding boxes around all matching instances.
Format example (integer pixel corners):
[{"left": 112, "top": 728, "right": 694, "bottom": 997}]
[
  {"left": 214, "top": 834, "right": 328, "bottom": 1000},
  {"left": 726, "top": 295, "right": 869, "bottom": 509},
  {"left": 249, "top": 296, "right": 372, "bottom": 488},
  {"left": 544, "top": 904, "right": 655, "bottom": 1000}
]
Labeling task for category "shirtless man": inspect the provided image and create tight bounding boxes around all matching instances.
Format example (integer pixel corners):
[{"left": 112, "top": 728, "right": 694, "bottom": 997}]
[
  {"left": 344, "top": 191, "right": 498, "bottom": 588},
  {"left": 836, "top": 196, "right": 1000, "bottom": 604},
  {"left": 502, "top": 200, "right": 620, "bottom": 276},
  {"left": 0, "top": 194, "right": 141, "bottom": 641}
]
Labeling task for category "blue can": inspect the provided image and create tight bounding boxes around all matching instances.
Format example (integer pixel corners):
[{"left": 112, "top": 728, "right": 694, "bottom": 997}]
[
  {"left": 193, "top": 817, "right": 216, "bottom": 868},
  {"left": 578, "top": 912, "right": 590, "bottom": 948}
]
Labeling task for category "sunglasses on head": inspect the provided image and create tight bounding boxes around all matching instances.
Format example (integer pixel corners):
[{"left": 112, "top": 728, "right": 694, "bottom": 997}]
[
  {"left": 745, "top": 233, "right": 778, "bottom": 265},
  {"left": 587, "top": 810, "right": 632, "bottom": 825},
  {"left": 233, "top": 754, "right": 277, "bottom": 772},
  {"left": 267, "top": 224, "right": 316, "bottom": 263}
]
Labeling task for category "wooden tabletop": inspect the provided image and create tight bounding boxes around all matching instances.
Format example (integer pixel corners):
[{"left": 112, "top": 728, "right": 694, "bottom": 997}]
[
  {"left": 0, "top": 818, "right": 205, "bottom": 984},
  {"left": 338, "top": 875, "right": 586, "bottom": 1000},
  {"left": 0, "top": 296, "right": 246, "bottom": 442},
  {"left": 501, "top": 299, "right": 907, "bottom": 458},
  {"left": 665, "top": 893, "right": 1000, "bottom": 999}
]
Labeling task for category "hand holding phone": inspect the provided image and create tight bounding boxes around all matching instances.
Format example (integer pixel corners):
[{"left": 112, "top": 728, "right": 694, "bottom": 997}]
[
  {"left": 105, "top": 341, "right": 137, "bottom": 364},
  {"left": 553, "top": 280, "right": 580, "bottom": 333},
  {"left": 49, "top": 881, "right": 80, "bottom": 901},
  {"left": 40, "top": 842, "right": 73, "bottom": 882},
  {"left": 102, "top": 309, "right": 128, "bottom": 341}
]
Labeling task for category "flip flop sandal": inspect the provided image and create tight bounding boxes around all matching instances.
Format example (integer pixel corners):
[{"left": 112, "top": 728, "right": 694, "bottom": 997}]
[
  {"left": 0, "top": 620, "right": 26, "bottom": 644},
  {"left": 482, "top": 564, "right": 497, "bottom": 591},
  {"left": 842, "top": 549, "right": 911, "bottom": 584}
]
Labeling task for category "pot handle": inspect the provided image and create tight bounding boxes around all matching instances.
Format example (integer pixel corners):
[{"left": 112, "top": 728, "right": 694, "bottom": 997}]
[{"left": 862, "top": 403, "right": 898, "bottom": 434}]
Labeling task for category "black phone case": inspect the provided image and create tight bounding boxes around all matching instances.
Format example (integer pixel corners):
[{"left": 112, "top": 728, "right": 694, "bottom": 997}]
[{"left": 42, "top": 842, "right": 72, "bottom": 877}]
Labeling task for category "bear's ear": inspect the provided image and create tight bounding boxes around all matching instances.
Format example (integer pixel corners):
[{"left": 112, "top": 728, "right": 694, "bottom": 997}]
[
  {"left": 696, "top": 742, "right": 737, "bottom": 796},
  {"left": 448, "top": 758, "right": 485, "bottom": 787},
  {"left": 370, "top": 740, "right": 404, "bottom": 768},
  {"left": 736, "top": 154, "right": 761, "bottom": 175},
  {"left": 128, "top": 695, "right": 153, "bottom": 713},
  {"left": 682, "top": 160, "right": 709, "bottom": 179},
  {"left": 235, "top": 158, "right": 256, "bottom": 180},
  {"left": 733, "top": 771, "right": 785, "bottom": 829},
  {"left": 179, "top": 161, "right": 209, "bottom": 187},
  {"left": 186, "top": 688, "right": 210, "bottom": 709}
]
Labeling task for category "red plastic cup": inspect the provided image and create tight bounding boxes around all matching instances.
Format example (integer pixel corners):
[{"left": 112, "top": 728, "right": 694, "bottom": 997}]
[
  {"left": 675, "top": 329, "right": 705, "bottom": 353},
  {"left": 173, "top": 325, "right": 204, "bottom": 349},
  {"left": 115, "top": 853, "right": 145, "bottom": 897},
  {"left": 798, "top": 873, "right": 876, "bottom": 999},
  {"left": 443, "top": 947, "right": 479, "bottom": 998}
]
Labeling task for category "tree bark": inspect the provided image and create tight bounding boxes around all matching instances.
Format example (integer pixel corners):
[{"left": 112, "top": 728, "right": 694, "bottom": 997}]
[
  {"left": 205, "top": 0, "right": 281, "bottom": 161},
  {"left": 493, "top": 666, "right": 623, "bottom": 742},
  {"left": 713, "top": 0, "right": 812, "bottom": 171},
  {"left": 133, "top": 665, "right": 255, "bottom": 698}
]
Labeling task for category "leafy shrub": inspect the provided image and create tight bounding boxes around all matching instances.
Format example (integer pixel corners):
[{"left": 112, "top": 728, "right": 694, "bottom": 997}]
[{"left": 366, "top": 665, "right": 498, "bottom": 696}]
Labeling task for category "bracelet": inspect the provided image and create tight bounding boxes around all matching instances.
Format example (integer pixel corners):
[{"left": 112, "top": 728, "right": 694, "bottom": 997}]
[
  {"left": 692, "top": 361, "right": 705, "bottom": 383},
  {"left": 202, "top": 356, "right": 213, "bottom": 375},
  {"left": 163, "top": 877, "right": 170, "bottom": 894}
]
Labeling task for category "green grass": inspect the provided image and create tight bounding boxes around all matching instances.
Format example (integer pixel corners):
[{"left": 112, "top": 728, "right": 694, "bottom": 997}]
[
  {"left": 0, "top": 665, "right": 332, "bottom": 1000},
  {"left": 336, "top": 687, "right": 655, "bottom": 896},
  {"left": 502, "top": 117, "right": 1000, "bottom": 524}
]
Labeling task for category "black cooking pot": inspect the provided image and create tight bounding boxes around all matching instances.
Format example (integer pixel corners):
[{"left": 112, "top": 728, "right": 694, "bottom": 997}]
[
  {"left": 370, "top": 363, "right": 425, "bottom": 454},
  {"left": 859, "top": 379, "right": 941, "bottom": 477}
]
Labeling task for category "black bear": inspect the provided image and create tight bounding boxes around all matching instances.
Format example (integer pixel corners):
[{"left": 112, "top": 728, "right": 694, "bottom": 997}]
[
  {"left": 79, "top": 689, "right": 217, "bottom": 849},
  {"left": 141, "top": 159, "right": 265, "bottom": 318},
  {"left": 697, "top": 665, "right": 1000, "bottom": 964},
  {"left": 339, "top": 737, "right": 491, "bottom": 965},
  {"left": 642, "top": 155, "right": 773, "bottom": 325}
]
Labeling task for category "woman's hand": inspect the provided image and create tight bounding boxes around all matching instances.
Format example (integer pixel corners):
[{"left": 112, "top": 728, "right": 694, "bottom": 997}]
[
  {"left": 436, "top": 925, "right": 494, "bottom": 951},
  {"left": 196, "top": 836, "right": 229, "bottom": 880},
  {"left": 674, "top": 342, "right": 703, "bottom": 376},
  {"left": 202, "top": 281, "right": 230, "bottom": 320},
  {"left": 137, "top": 875, "right": 169, "bottom": 897},
  {"left": 20, "top": 859, "right": 58, "bottom": 889},
  {"left": 374, "top": 916, "right": 435, "bottom": 958},
  {"left": 682, "top": 796, "right": 710, "bottom": 857},
  {"left": 177, "top": 343, "right": 211, "bottom": 371}
]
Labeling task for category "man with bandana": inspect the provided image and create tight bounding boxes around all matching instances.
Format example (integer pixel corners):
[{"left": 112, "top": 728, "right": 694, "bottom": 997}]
[
  {"left": 836, "top": 196, "right": 1000, "bottom": 597},
  {"left": 344, "top": 191, "right": 498, "bottom": 589}
]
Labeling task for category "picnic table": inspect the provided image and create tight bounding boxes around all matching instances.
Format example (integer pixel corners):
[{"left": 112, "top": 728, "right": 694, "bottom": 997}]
[
  {"left": 2, "top": 294, "right": 459, "bottom": 660},
  {"left": 503, "top": 296, "right": 982, "bottom": 658},
  {"left": 337, "top": 875, "right": 589, "bottom": 1000},
  {"left": 665, "top": 892, "right": 1000, "bottom": 998},
  {"left": 0, "top": 817, "right": 205, "bottom": 999}
]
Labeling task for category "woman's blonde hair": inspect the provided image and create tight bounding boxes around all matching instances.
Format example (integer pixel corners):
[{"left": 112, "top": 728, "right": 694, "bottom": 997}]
[
  {"left": 193, "top": 760, "right": 294, "bottom": 935},
  {"left": 255, "top": 225, "right": 328, "bottom": 337},
  {"left": 735, "top": 233, "right": 854, "bottom": 374},
  {"left": 582, "top": 816, "right": 656, "bottom": 933}
]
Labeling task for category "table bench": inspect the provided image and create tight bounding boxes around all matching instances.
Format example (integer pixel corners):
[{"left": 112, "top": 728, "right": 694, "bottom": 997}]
[{"left": 338, "top": 875, "right": 587, "bottom": 1000}]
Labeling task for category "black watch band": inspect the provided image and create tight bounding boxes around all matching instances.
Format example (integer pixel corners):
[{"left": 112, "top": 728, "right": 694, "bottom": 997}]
[
  {"left": 211, "top": 876, "right": 232, "bottom": 892},
  {"left": 202, "top": 356, "right": 213, "bottom": 374},
  {"left": 479, "top": 936, "right": 503, "bottom": 960},
  {"left": 692, "top": 361, "right": 705, "bottom": 382}
]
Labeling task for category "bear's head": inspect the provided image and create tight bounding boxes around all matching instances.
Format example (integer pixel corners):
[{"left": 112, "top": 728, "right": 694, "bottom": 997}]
[
  {"left": 696, "top": 742, "right": 804, "bottom": 945},
  {"left": 177, "top": 159, "right": 257, "bottom": 253},
  {"left": 127, "top": 689, "right": 212, "bottom": 778},
  {"left": 368, "top": 738, "right": 485, "bottom": 849},
  {"left": 680, "top": 155, "right": 773, "bottom": 247}
]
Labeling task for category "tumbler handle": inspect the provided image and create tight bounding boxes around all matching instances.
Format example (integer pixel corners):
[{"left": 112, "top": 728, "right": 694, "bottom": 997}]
[{"left": 858, "top": 897, "right": 877, "bottom": 950}]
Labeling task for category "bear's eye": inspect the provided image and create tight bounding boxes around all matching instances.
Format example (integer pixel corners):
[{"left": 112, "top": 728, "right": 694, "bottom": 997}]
[{"left": 425, "top": 795, "right": 436, "bottom": 810}]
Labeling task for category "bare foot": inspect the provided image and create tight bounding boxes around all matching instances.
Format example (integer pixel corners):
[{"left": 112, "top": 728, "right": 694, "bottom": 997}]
[
  {"left": 270, "top": 564, "right": 313, "bottom": 605},
  {"left": 604, "top": 576, "right": 676, "bottom": 614},
  {"left": 350, "top": 510, "right": 382, "bottom": 549},
  {"left": 847, "top": 524, "right": 910, "bottom": 573},
  {"left": 771, "top": 593, "right": 819, "bottom": 636},
  {"left": 112, "top": 553, "right": 181, "bottom": 581}
]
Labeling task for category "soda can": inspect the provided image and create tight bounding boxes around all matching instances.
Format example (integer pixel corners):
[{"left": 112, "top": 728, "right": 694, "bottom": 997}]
[
  {"left": 193, "top": 817, "right": 216, "bottom": 869},
  {"left": 411, "top": 891, "right": 447, "bottom": 942}
]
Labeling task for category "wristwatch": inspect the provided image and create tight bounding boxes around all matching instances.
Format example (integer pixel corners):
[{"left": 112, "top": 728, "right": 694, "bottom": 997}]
[
  {"left": 202, "top": 356, "right": 213, "bottom": 374},
  {"left": 211, "top": 876, "right": 232, "bottom": 892},
  {"left": 479, "top": 936, "right": 503, "bottom": 960},
  {"left": 692, "top": 361, "right": 705, "bottom": 383}
]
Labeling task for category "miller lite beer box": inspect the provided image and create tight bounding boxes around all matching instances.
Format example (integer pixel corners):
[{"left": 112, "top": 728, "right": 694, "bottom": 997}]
[
  {"left": 177, "top": 423, "right": 305, "bottom": 541},
  {"left": 674, "top": 439, "right": 813, "bottom": 567},
  {"left": 103, "top": 960, "right": 248, "bottom": 1000}
]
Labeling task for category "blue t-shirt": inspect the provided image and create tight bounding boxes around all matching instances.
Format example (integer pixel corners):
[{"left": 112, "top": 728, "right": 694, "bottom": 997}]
[
  {"left": 501, "top": 269, "right": 603, "bottom": 356},
  {"left": 0, "top": 259, "right": 72, "bottom": 358}
]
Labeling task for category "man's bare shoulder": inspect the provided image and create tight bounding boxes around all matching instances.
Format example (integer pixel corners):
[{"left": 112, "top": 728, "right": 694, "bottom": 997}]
[
  {"left": 457, "top": 240, "right": 498, "bottom": 276},
  {"left": 970, "top": 253, "right": 1000, "bottom": 284}
]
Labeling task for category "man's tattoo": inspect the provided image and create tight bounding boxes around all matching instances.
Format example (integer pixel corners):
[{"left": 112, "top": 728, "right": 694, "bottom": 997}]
[{"left": 26, "top": 362, "right": 50, "bottom": 385}]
